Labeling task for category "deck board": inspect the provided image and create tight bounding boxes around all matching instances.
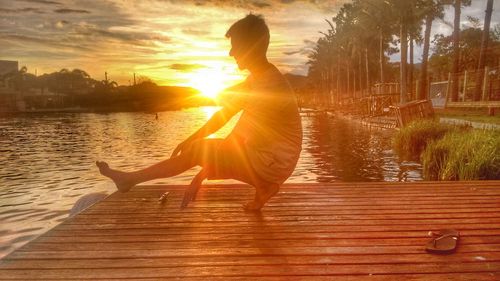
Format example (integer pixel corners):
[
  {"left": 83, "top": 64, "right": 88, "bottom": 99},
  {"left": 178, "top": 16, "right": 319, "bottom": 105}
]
[{"left": 1, "top": 181, "right": 499, "bottom": 280}]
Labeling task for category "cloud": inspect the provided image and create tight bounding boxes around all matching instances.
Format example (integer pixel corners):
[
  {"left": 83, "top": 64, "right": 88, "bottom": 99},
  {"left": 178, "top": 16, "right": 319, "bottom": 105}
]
[
  {"left": 169, "top": 63, "right": 205, "bottom": 71},
  {"left": 0, "top": 0, "right": 348, "bottom": 83},
  {"left": 0, "top": 34, "right": 93, "bottom": 52},
  {"left": 72, "top": 23, "right": 170, "bottom": 46},
  {"left": 283, "top": 50, "right": 301, "bottom": 55},
  {"left": 54, "top": 8, "right": 90, "bottom": 14},
  {"left": 0, "top": 8, "right": 44, "bottom": 13},
  {"left": 55, "top": 20, "right": 69, "bottom": 28},
  {"left": 17, "top": 0, "right": 61, "bottom": 5},
  {"left": 251, "top": 1, "right": 271, "bottom": 9},
  {"left": 158, "top": 0, "right": 346, "bottom": 11},
  {"left": 182, "top": 28, "right": 207, "bottom": 36}
]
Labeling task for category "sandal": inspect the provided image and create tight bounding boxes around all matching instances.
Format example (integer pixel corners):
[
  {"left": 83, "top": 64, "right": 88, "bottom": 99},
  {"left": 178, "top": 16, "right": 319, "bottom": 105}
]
[{"left": 425, "top": 229, "right": 460, "bottom": 254}]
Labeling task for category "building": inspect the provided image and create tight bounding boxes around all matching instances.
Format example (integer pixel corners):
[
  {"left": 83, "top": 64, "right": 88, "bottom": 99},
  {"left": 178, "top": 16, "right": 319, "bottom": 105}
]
[
  {"left": 0, "top": 60, "right": 20, "bottom": 113},
  {"left": 0, "top": 60, "right": 18, "bottom": 76}
]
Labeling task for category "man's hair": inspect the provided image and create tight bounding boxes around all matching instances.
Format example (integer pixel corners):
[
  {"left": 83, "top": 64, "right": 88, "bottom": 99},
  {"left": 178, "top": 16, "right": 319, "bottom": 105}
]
[{"left": 225, "top": 14, "right": 270, "bottom": 55}]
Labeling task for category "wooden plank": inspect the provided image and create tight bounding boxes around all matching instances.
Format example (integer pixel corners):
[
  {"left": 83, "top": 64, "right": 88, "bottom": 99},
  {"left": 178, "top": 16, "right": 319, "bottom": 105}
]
[
  {"left": 37, "top": 229, "right": 500, "bottom": 243},
  {"left": 1, "top": 181, "right": 499, "bottom": 280},
  {"left": 2, "top": 252, "right": 500, "bottom": 269},
  {"left": 1, "top": 262, "right": 500, "bottom": 279},
  {"left": 16, "top": 237, "right": 500, "bottom": 252}
]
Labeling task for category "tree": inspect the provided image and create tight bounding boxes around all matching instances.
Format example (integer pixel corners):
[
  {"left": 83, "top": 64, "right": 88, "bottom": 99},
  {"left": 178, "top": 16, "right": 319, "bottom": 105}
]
[
  {"left": 386, "top": 0, "right": 420, "bottom": 103},
  {"left": 359, "top": 0, "right": 396, "bottom": 86},
  {"left": 448, "top": 0, "right": 471, "bottom": 102},
  {"left": 450, "top": 0, "right": 461, "bottom": 101},
  {"left": 429, "top": 26, "right": 499, "bottom": 78},
  {"left": 418, "top": 0, "right": 444, "bottom": 100},
  {"left": 473, "top": 0, "right": 494, "bottom": 101}
]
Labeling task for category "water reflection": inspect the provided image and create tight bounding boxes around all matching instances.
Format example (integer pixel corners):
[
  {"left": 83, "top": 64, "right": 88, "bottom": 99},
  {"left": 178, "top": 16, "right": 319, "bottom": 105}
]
[
  {"left": 0, "top": 108, "right": 421, "bottom": 258},
  {"left": 298, "top": 112, "right": 422, "bottom": 182}
]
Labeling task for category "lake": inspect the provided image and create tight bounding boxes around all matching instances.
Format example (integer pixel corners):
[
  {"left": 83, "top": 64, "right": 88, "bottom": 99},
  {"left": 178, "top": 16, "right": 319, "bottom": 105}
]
[{"left": 0, "top": 107, "right": 422, "bottom": 258}]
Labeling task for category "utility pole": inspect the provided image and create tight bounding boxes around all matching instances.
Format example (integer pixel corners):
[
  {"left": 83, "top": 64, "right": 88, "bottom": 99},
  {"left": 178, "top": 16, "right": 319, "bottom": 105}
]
[{"left": 133, "top": 73, "right": 136, "bottom": 85}]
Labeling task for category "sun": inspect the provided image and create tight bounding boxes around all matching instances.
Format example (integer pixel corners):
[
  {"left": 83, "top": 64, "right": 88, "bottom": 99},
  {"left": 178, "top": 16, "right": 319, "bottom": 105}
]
[
  {"left": 187, "top": 69, "right": 227, "bottom": 99},
  {"left": 184, "top": 63, "right": 245, "bottom": 100}
]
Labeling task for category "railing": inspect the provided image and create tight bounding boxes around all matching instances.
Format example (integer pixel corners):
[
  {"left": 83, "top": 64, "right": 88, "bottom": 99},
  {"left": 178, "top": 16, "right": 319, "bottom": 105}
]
[
  {"left": 373, "top": 83, "right": 400, "bottom": 96},
  {"left": 428, "top": 67, "right": 500, "bottom": 114}
]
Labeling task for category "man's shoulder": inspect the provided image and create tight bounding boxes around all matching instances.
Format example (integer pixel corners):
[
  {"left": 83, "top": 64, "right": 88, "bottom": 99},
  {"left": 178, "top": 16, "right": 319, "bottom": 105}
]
[{"left": 255, "top": 67, "right": 292, "bottom": 92}]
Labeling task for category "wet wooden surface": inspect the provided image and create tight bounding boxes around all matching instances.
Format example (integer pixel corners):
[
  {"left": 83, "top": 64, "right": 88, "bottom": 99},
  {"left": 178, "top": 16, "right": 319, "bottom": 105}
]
[{"left": 1, "top": 181, "right": 499, "bottom": 280}]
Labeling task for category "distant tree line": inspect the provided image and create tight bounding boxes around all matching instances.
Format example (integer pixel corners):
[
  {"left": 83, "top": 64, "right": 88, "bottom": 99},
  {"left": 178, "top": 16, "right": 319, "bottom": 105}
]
[
  {"left": 306, "top": 0, "right": 499, "bottom": 104},
  {"left": 0, "top": 68, "right": 214, "bottom": 112}
]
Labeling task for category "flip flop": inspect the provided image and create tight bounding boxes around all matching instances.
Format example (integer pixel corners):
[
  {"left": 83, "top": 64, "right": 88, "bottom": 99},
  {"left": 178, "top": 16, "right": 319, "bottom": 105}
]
[{"left": 425, "top": 229, "right": 460, "bottom": 254}]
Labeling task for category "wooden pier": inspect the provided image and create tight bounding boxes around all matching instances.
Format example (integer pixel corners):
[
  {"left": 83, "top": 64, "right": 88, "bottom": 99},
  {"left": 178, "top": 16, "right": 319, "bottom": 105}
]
[{"left": 1, "top": 181, "right": 500, "bottom": 280}]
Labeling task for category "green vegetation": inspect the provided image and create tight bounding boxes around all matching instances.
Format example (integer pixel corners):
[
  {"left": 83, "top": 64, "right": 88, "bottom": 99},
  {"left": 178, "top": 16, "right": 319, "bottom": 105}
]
[
  {"left": 393, "top": 119, "right": 457, "bottom": 159},
  {"left": 394, "top": 119, "right": 499, "bottom": 180},
  {"left": 422, "top": 130, "right": 500, "bottom": 180},
  {"left": 303, "top": 0, "right": 499, "bottom": 106}
]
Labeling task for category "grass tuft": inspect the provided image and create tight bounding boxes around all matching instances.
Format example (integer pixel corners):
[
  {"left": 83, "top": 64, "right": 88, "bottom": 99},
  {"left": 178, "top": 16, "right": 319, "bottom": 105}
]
[
  {"left": 393, "top": 119, "right": 499, "bottom": 180},
  {"left": 393, "top": 119, "right": 458, "bottom": 160},
  {"left": 422, "top": 130, "right": 500, "bottom": 180}
]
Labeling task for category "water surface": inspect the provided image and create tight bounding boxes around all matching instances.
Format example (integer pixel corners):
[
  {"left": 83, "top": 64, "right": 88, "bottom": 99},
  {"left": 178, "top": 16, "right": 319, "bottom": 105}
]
[{"left": 0, "top": 107, "right": 421, "bottom": 258}]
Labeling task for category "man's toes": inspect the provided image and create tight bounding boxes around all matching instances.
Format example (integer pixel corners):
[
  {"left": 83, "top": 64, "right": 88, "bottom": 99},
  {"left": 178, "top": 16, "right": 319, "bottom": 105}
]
[
  {"left": 96, "top": 161, "right": 109, "bottom": 171},
  {"left": 243, "top": 201, "right": 262, "bottom": 212}
]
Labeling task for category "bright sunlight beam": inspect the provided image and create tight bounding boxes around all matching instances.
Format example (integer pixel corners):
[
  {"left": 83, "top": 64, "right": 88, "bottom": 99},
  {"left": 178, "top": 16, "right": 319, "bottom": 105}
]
[
  {"left": 184, "top": 63, "right": 244, "bottom": 99},
  {"left": 188, "top": 69, "right": 227, "bottom": 99}
]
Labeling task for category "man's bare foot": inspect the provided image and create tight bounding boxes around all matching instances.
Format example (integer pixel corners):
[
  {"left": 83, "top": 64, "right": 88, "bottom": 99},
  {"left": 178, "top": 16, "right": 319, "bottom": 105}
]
[
  {"left": 243, "top": 183, "right": 280, "bottom": 211},
  {"left": 181, "top": 169, "right": 207, "bottom": 209},
  {"left": 96, "top": 161, "right": 136, "bottom": 192}
]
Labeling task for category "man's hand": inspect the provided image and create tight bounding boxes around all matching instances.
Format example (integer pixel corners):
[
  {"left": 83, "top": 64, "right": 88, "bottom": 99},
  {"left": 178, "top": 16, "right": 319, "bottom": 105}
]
[
  {"left": 171, "top": 139, "right": 193, "bottom": 158},
  {"left": 181, "top": 169, "right": 208, "bottom": 209},
  {"left": 171, "top": 107, "right": 238, "bottom": 159}
]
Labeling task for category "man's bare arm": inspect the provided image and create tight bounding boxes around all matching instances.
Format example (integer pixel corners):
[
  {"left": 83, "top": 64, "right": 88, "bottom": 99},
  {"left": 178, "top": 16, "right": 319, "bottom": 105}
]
[{"left": 171, "top": 106, "right": 240, "bottom": 157}]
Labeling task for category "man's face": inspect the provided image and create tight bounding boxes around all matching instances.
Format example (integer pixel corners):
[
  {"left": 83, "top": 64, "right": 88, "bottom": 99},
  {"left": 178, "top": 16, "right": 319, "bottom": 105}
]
[{"left": 229, "top": 37, "right": 249, "bottom": 70}]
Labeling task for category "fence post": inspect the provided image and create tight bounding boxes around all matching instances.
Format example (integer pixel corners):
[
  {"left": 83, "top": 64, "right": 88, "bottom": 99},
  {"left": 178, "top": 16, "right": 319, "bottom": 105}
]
[
  {"left": 462, "top": 70, "right": 467, "bottom": 101},
  {"left": 444, "top": 73, "right": 451, "bottom": 108},
  {"left": 481, "top": 66, "right": 489, "bottom": 101},
  {"left": 427, "top": 77, "right": 432, "bottom": 100},
  {"left": 415, "top": 80, "right": 420, "bottom": 101}
]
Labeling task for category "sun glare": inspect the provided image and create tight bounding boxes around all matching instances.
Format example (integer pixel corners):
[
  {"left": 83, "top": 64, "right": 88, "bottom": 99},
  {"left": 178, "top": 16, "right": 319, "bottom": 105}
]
[
  {"left": 189, "top": 69, "right": 227, "bottom": 99},
  {"left": 185, "top": 63, "right": 244, "bottom": 99}
]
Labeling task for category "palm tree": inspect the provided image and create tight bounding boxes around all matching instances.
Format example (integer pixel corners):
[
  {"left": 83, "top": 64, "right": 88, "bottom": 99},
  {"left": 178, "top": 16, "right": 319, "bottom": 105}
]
[
  {"left": 418, "top": 0, "right": 444, "bottom": 100},
  {"left": 450, "top": 0, "right": 461, "bottom": 102},
  {"left": 360, "top": 0, "right": 394, "bottom": 86},
  {"left": 449, "top": 0, "right": 471, "bottom": 102},
  {"left": 387, "top": 0, "right": 417, "bottom": 104},
  {"left": 7, "top": 66, "right": 29, "bottom": 92},
  {"left": 96, "top": 79, "right": 118, "bottom": 93},
  {"left": 408, "top": 24, "right": 424, "bottom": 100},
  {"left": 473, "top": 0, "right": 494, "bottom": 101}
]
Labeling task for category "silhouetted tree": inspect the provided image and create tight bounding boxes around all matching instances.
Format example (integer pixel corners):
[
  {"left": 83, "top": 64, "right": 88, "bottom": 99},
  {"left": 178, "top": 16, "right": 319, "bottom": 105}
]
[
  {"left": 418, "top": 0, "right": 445, "bottom": 100},
  {"left": 473, "top": 0, "right": 494, "bottom": 101},
  {"left": 448, "top": 0, "right": 472, "bottom": 101}
]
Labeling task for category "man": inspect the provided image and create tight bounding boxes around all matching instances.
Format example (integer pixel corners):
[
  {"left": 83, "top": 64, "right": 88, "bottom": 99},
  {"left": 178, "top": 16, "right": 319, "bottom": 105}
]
[{"left": 97, "top": 14, "right": 302, "bottom": 211}]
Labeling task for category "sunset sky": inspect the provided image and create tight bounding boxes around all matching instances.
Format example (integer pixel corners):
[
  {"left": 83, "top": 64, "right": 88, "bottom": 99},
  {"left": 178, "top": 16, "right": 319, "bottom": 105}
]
[{"left": 1, "top": 0, "right": 498, "bottom": 92}]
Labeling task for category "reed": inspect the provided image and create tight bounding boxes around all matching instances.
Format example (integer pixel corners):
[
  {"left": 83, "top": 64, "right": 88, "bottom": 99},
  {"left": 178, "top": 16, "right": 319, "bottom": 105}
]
[
  {"left": 393, "top": 119, "right": 455, "bottom": 160},
  {"left": 422, "top": 130, "right": 500, "bottom": 180}
]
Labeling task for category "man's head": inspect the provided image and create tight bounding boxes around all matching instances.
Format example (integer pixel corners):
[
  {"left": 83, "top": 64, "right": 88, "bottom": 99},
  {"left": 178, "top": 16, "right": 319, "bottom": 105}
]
[{"left": 226, "top": 14, "right": 270, "bottom": 70}]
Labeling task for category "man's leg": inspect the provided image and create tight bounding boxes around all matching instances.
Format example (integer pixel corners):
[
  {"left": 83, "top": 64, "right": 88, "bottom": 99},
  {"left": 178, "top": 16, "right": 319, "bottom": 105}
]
[
  {"left": 242, "top": 182, "right": 280, "bottom": 211},
  {"left": 96, "top": 139, "right": 218, "bottom": 192}
]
